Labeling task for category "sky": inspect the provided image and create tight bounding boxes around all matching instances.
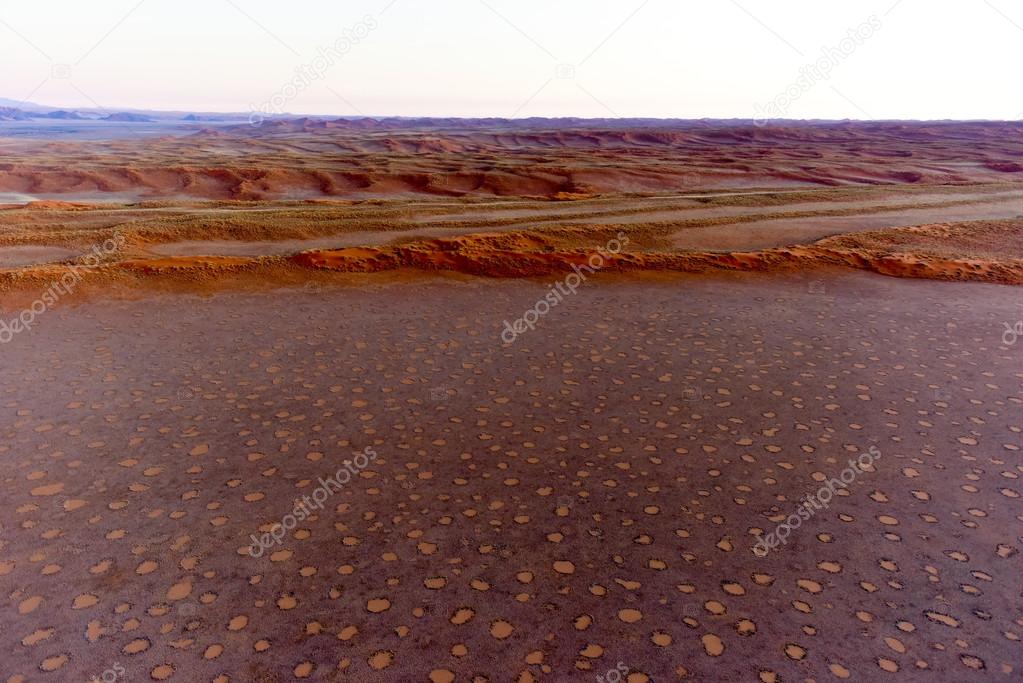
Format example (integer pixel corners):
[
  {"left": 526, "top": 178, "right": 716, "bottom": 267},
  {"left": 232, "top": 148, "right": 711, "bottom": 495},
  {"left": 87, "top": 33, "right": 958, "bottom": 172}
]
[{"left": 1, "top": 0, "right": 1022, "bottom": 120}]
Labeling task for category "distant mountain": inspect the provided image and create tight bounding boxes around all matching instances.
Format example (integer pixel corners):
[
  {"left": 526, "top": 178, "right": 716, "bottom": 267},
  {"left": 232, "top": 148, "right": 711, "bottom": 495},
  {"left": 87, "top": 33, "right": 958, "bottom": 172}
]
[
  {"left": 0, "top": 106, "right": 35, "bottom": 121},
  {"left": 181, "top": 113, "right": 240, "bottom": 121},
  {"left": 43, "top": 110, "right": 90, "bottom": 120},
  {"left": 104, "top": 112, "right": 154, "bottom": 122},
  {"left": 0, "top": 97, "right": 54, "bottom": 112},
  {"left": 0, "top": 97, "right": 250, "bottom": 122}
]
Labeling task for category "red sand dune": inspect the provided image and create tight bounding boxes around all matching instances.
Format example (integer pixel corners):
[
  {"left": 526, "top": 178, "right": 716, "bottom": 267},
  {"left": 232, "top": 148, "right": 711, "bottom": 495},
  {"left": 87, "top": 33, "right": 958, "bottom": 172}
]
[{"left": 2, "top": 120, "right": 1023, "bottom": 200}]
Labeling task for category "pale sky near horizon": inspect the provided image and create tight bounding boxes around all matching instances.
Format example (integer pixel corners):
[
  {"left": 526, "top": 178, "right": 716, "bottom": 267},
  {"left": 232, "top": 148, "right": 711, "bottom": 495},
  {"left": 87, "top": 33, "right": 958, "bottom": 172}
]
[{"left": 1, "top": 0, "right": 1021, "bottom": 119}]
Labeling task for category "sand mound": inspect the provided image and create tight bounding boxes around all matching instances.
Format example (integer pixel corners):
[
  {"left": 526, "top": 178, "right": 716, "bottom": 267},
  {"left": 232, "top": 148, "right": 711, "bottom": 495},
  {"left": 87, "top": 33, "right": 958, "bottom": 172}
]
[
  {"left": 808, "top": 219, "right": 1023, "bottom": 283},
  {"left": 5, "top": 219, "right": 1018, "bottom": 296},
  {"left": 286, "top": 233, "right": 1023, "bottom": 284},
  {"left": 281, "top": 220, "right": 1023, "bottom": 284},
  {"left": 19, "top": 200, "right": 95, "bottom": 210},
  {"left": 817, "top": 219, "right": 1023, "bottom": 260}
]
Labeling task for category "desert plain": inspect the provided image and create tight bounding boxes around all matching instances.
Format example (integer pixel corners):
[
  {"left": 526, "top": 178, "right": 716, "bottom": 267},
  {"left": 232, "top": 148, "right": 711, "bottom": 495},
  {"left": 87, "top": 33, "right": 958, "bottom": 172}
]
[{"left": 0, "top": 118, "right": 1021, "bottom": 682}]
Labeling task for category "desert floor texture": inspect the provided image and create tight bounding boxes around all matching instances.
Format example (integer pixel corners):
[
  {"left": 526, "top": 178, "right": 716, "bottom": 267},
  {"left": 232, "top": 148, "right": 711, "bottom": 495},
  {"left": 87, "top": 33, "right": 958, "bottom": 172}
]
[{"left": 0, "top": 119, "right": 1021, "bottom": 682}]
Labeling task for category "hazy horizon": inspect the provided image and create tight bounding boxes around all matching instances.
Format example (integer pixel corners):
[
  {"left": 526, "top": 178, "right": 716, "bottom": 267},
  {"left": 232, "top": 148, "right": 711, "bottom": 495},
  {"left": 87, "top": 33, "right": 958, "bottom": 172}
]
[{"left": 5, "top": 94, "right": 1023, "bottom": 123}]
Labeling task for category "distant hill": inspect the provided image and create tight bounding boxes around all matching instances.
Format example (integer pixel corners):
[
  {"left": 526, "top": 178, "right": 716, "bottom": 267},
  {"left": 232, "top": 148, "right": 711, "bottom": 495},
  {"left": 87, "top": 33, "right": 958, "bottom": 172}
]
[
  {"left": 0, "top": 97, "right": 54, "bottom": 112},
  {"left": 0, "top": 97, "right": 256, "bottom": 124},
  {"left": 181, "top": 113, "right": 245, "bottom": 122},
  {"left": 43, "top": 110, "right": 90, "bottom": 120},
  {"left": 104, "top": 112, "right": 155, "bottom": 122},
  {"left": 0, "top": 106, "right": 34, "bottom": 121}
]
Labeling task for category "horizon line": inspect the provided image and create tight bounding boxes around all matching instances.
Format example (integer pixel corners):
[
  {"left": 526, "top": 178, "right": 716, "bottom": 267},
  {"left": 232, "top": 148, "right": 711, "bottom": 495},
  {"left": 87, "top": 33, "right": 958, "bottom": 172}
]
[{"left": 3, "top": 96, "right": 1023, "bottom": 125}]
